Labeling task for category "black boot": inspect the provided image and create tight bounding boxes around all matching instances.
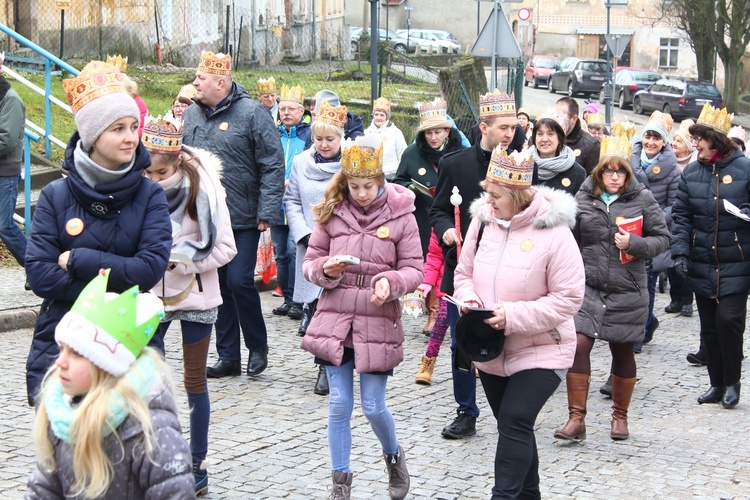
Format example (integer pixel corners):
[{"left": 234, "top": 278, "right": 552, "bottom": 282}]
[
  {"left": 686, "top": 349, "right": 706, "bottom": 366},
  {"left": 723, "top": 382, "right": 741, "bottom": 408},
  {"left": 298, "top": 299, "right": 317, "bottom": 336},
  {"left": 206, "top": 359, "right": 241, "bottom": 378},
  {"left": 314, "top": 364, "right": 329, "bottom": 395},
  {"left": 697, "top": 386, "right": 725, "bottom": 404},
  {"left": 247, "top": 345, "right": 269, "bottom": 376},
  {"left": 664, "top": 300, "right": 682, "bottom": 313}
]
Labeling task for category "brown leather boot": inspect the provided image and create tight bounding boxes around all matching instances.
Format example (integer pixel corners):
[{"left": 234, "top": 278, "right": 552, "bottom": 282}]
[
  {"left": 421, "top": 289, "right": 439, "bottom": 335},
  {"left": 329, "top": 471, "right": 352, "bottom": 500},
  {"left": 554, "top": 373, "right": 589, "bottom": 441},
  {"left": 611, "top": 375, "right": 636, "bottom": 440}
]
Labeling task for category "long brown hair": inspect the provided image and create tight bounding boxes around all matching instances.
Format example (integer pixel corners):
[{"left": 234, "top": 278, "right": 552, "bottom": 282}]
[{"left": 151, "top": 151, "right": 202, "bottom": 220}]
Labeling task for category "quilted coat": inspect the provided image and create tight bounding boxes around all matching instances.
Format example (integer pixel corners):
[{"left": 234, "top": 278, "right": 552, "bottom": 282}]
[
  {"left": 24, "top": 134, "right": 172, "bottom": 406},
  {"left": 301, "top": 183, "right": 424, "bottom": 373},
  {"left": 453, "top": 187, "right": 585, "bottom": 377},
  {"left": 573, "top": 176, "right": 670, "bottom": 343},
  {"left": 671, "top": 149, "right": 750, "bottom": 298}
]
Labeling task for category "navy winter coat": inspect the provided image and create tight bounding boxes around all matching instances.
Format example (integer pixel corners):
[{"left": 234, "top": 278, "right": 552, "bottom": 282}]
[
  {"left": 671, "top": 149, "right": 750, "bottom": 298},
  {"left": 24, "top": 133, "right": 172, "bottom": 405}
]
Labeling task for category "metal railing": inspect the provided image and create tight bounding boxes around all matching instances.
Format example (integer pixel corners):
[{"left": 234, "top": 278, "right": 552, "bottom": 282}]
[{"left": 18, "top": 130, "right": 41, "bottom": 235}]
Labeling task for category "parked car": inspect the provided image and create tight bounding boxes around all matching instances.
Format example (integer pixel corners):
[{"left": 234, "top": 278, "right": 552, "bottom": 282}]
[
  {"left": 350, "top": 27, "right": 416, "bottom": 54},
  {"left": 396, "top": 29, "right": 460, "bottom": 54},
  {"left": 598, "top": 68, "right": 662, "bottom": 109},
  {"left": 548, "top": 57, "right": 610, "bottom": 97},
  {"left": 632, "top": 78, "right": 724, "bottom": 119},
  {"left": 524, "top": 55, "right": 561, "bottom": 89}
]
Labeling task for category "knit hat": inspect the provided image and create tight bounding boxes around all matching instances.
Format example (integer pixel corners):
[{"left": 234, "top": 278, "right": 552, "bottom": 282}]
[
  {"left": 672, "top": 119, "right": 695, "bottom": 153},
  {"left": 63, "top": 60, "right": 140, "bottom": 151},
  {"left": 55, "top": 269, "right": 164, "bottom": 377},
  {"left": 314, "top": 89, "right": 341, "bottom": 113},
  {"left": 583, "top": 102, "right": 600, "bottom": 115},
  {"left": 642, "top": 110, "right": 674, "bottom": 142},
  {"left": 373, "top": 97, "right": 392, "bottom": 120}
]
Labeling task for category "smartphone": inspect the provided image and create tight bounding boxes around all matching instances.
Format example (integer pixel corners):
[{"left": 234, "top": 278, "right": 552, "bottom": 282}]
[{"left": 334, "top": 255, "right": 360, "bottom": 265}]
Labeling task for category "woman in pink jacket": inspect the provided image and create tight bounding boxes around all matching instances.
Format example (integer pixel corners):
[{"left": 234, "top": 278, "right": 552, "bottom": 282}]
[
  {"left": 142, "top": 118, "right": 237, "bottom": 495},
  {"left": 301, "top": 136, "right": 423, "bottom": 500},
  {"left": 453, "top": 147, "right": 585, "bottom": 499}
]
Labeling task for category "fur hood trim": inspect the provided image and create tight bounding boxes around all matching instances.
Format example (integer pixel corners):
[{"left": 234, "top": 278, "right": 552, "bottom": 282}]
[{"left": 469, "top": 185, "right": 577, "bottom": 230}]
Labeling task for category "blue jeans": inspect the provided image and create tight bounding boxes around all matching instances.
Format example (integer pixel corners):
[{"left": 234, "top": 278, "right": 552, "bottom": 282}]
[
  {"left": 215, "top": 228, "right": 267, "bottom": 360},
  {"left": 327, "top": 359, "right": 399, "bottom": 472},
  {"left": 270, "top": 224, "right": 297, "bottom": 304},
  {"left": 447, "top": 302, "right": 479, "bottom": 417},
  {"left": 0, "top": 175, "right": 27, "bottom": 266}
]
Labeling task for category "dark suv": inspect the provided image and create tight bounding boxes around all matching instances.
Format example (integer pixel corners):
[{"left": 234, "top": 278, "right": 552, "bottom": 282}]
[
  {"left": 632, "top": 78, "right": 724, "bottom": 119},
  {"left": 549, "top": 57, "right": 610, "bottom": 97}
]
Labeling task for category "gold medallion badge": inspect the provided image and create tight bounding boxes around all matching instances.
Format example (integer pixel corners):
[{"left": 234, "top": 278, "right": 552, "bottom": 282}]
[{"left": 377, "top": 226, "right": 390, "bottom": 239}]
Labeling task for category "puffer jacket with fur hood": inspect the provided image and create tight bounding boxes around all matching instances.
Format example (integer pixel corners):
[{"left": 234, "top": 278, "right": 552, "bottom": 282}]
[
  {"left": 453, "top": 187, "right": 585, "bottom": 377},
  {"left": 301, "top": 183, "right": 424, "bottom": 373}
]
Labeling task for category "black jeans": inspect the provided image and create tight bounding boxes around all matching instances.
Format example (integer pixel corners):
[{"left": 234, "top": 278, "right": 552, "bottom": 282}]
[
  {"left": 478, "top": 368, "right": 561, "bottom": 499},
  {"left": 695, "top": 292, "right": 748, "bottom": 387}
]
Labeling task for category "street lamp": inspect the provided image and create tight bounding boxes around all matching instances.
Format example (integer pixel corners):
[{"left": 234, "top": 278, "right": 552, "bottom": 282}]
[
  {"left": 405, "top": 6, "right": 414, "bottom": 53},
  {"left": 605, "top": 0, "right": 628, "bottom": 126}
]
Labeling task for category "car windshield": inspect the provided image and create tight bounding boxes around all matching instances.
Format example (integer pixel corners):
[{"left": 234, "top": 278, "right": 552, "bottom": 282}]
[
  {"left": 687, "top": 83, "right": 722, "bottom": 97},
  {"left": 633, "top": 72, "right": 661, "bottom": 82},
  {"left": 582, "top": 62, "right": 609, "bottom": 72},
  {"left": 535, "top": 58, "right": 558, "bottom": 68}
]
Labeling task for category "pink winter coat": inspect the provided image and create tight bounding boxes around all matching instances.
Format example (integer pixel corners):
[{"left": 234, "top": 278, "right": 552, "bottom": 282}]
[
  {"left": 453, "top": 186, "right": 585, "bottom": 377},
  {"left": 301, "top": 183, "right": 424, "bottom": 373},
  {"left": 153, "top": 147, "right": 237, "bottom": 312},
  {"left": 422, "top": 230, "right": 445, "bottom": 297}
]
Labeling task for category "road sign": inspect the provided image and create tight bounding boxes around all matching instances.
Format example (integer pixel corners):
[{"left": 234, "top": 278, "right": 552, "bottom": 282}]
[
  {"left": 405, "top": 6, "right": 414, "bottom": 10},
  {"left": 604, "top": 34, "right": 632, "bottom": 59},
  {"left": 56, "top": 0, "right": 71, "bottom": 9},
  {"left": 471, "top": 5, "right": 522, "bottom": 58},
  {"left": 518, "top": 8, "right": 531, "bottom": 21}
]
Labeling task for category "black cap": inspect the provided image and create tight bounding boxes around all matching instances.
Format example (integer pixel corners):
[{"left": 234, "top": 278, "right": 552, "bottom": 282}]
[{"left": 455, "top": 310, "right": 504, "bottom": 362}]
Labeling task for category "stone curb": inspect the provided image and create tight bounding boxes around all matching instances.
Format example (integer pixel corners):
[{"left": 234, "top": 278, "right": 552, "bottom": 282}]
[{"left": 0, "top": 307, "right": 39, "bottom": 333}]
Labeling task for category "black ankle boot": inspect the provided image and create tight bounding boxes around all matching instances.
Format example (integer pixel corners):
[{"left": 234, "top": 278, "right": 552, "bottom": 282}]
[
  {"left": 697, "top": 386, "right": 725, "bottom": 404},
  {"left": 298, "top": 299, "right": 317, "bottom": 336},
  {"left": 723, "top": 382, "right": 741, "bottom": 408},
  {"left": 314, "top": 365, "right": 329, "bottom": 395}
]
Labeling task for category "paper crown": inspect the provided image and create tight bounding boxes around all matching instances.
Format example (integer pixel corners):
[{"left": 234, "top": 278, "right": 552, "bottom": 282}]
[
  {"left": 342, "top": 135, "right": 384, "bottom": 178},
  {"left": 54, "top": 269, "right": 164, "bottom": 377},
  {"left": 610, "top": 120, "right": 637, "bottom": 139},
  {"left": 646, "top": 110, "right": 674, "bottom": 135},
  {"left": 198, "top": 51, "right": 232, "bottom": 76},
  {"left": 176, "top": 84, "right": 197, "bottom": 104},
  {"left": 105, "top": 54, "right": 128, "bottom": 73},
  {"left": 516, "top": 107, "right": 532, "bottom": 119},
  {"left": 316, "top": 100, "right": 348, "bottom": 128},
  {"left": 279, "top": 84, "right": 304, "bottom": 104},
  {"left": 486, "top": 146, "right": 534, "bottom": 189},
  {"left": 373, "top": 97, "right": 391, "bottom": 113},
  {"left": 537, "top": 107, "right": 568, "bottom": 132},
  {"left": 729, "top": 126, "right": 746, "bottom": 142},
  {"left": 62, "top": 60, "right": 130, "bottom": 115},
  {"left": 257, "top": 76, "right": 277, "bottom": 94},
  {"left": 418, "top": 98, "right": 451, "bottom": 131},
  {"left": 479, "top": 89, "right": 515, "bottom": 119},
  {"left": 600, "top": 135, "right": 632, "bottom": 161},
  {"left": 142, "top": 115, "right": 183, "bottom": 156},
  {"left": 586, "top": 113, "right": 605, "bottom": 126},
  {"left": 697, "top": 102, "right": 733, "bottom": 135}
]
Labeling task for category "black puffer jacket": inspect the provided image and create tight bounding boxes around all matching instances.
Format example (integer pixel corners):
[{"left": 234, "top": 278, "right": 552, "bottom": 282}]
[
  {"left": 671, "top": 149, "right": 750, "bottom": 298},
  {"left": 566, "top": 123, "right": 601, "bottom": 175},
  {"left": 574, "top": 176, "right": 670, "bottom": 343}
]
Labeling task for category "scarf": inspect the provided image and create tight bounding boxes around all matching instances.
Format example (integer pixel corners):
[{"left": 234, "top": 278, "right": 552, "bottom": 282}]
[
  {"left": 73, "top": 141, "right": 134, "bottom": 189},
  {"left": 159, "top": 161, "right": 221, "bottom": 263},
  {"left": 640, "top": 149, "right": 661, "bottom": 169},
  {"left": 44, "top": 355, "right": 157, "bottom": 443},
  {"left": 315, "top": 150, "right": 342, "bottom": 164},
  {"left": 600, "top": 192, "right": 620, "bottom": 207},
  {"left": 530, "top": 145, "right": 577, "bottom": 181},
  {"left": 417, "top": 130, "right": 458, "bottom": 166}
]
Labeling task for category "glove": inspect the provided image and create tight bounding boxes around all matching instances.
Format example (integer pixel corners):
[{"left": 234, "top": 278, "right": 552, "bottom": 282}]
[
  {"left": 300, "top": 234, "right": 310, "bottom": 248},
  {"left": 674, "top": 256, "right": 689, "bottom": 279},
  {"left": 417, "top": 284, "right": 432, "bottom": 296}
]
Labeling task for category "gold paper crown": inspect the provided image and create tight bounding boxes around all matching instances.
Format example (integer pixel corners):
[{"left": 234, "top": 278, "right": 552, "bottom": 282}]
[
  {"left": 62, "top": 60, "right": 130, "bottom": 115},
  {"left": 586, "top": 113, "right": 605, "bottom": 125},
  {"left": 538, "top": 107, "right": 568, "bottom": 132},
  {"left": 646, "top": 110, "right": 674, "bottom": 135},
  {"left": 600, "top": 135, "right": 632, "bottom": 161},
  {"left": 176, "top": 84, "right": 197, "bottom": 104},
  {"left": 257, "top": 76, "right": 277, "bottom": 94},
  {"left": 419, "top": 98, "right": 447, "bottom": 120},
  {"left": 105, "top": 54, "right": 128, "bottom": 72},
  {"left": 373, "top": 97, "right": 391, "bottom": 113},
  {"left": 729, "top": 126, "right": 746, "bottom": 142},
  {"left": 479, "top": 89, "right": 515, "bottom": 119},
  {"left": 142, "top": 115, "right": 183, "bottom": 156},
  {"left": 697, "top": 102, "right": 733, "bottom": 135},
  {"left": 342, "top": 135, "right": 384, "bottom": 178},
  {"left": 486, "top": 146, "right": 534, "bottom": 189},
  {"left": 517, "top": 107, "right": 531, "bottom": 118},
  {"left": 610, "top": 120, "right": 637, "bottom": 139},
  {"left": 316, "top": 101, "right": 348, "bottom": 128},
  {"left": 279, "top": 84, "right": 304, "bottom": 104},
  {"left": 198, "top": 51, "right": 232, "bottom": 76}
]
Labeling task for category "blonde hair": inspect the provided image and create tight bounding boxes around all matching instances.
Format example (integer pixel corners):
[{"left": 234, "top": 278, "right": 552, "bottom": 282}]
[
  {"left": 479, "top": 180, "right": 535, "bottom": 214},
  {"left": 311, "top": 121, "right": 345, "bottom": 138},
  {"left": 313, "top": 171, "right": 386, "bottom": 224},
  {"left": 120, "top": 74, "right": 139, "bottom": 97},
  {"left": 33, "top": 348, "right": 172, "bottom": 498}
]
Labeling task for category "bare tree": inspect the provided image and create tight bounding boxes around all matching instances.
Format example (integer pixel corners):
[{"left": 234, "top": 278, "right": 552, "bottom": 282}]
[{"left": 661, "top": 0, "right": 716, "bottom": 82}]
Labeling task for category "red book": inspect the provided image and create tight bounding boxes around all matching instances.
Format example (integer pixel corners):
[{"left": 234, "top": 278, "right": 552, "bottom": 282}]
[{"left": 616, "top": 215, "right": 643, "bottom": 264}]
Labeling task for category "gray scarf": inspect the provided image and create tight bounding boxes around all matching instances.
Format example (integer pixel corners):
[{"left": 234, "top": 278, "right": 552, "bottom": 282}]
[
  {"left": 529, "top": 145, "right": 577, "bottom": 181},
  {"left": 73, "top": 140, "right": 134, "bottom": 188}
]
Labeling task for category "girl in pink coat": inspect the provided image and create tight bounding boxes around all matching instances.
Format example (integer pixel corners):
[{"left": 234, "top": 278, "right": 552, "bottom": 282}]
[
  {"left": 452, "top": 147, "right": 585, "bottom": 499},
  {"left": 301, "top": 136, "right": 423, "bottom": 500}
]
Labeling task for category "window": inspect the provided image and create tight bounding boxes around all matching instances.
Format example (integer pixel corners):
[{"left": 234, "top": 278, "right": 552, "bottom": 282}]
[{"left": 659, "top": 38, "right": 679, "bottom": 68}]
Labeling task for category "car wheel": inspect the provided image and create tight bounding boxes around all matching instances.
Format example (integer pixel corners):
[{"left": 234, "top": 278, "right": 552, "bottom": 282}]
[
  {"left": 394, "top": 44, "right": 406, "bottom": 54},
  {"left": 548, "top": 79, "right": 556, "bottom": 94},
  {"left": 663, "top": 103, "right": 672, "bottom": 115},
  {"left": 633, "top": 97, "right": 643, "bottom": 115},
  {"left": 619, "top": 92, "right": 628, "bottom": 109},
  {"left": 567, "top": 81, "right": 575, "bottom": 97}
]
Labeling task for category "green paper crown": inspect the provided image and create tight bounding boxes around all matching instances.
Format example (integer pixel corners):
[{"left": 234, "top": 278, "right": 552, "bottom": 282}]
[{"left": 70, "top": 269, "right": 164, "bottom": 358}]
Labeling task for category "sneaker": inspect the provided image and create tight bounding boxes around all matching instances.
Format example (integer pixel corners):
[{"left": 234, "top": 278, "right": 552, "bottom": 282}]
[
  {"left": 441, "top": 411, "right": 476, "bottom": 439},
  {"left": 633, "top": 342, "right": 643, "bottom": 354},
  {"left": 272, "top": 285, "right": 283, "bottom": 297},
  {"left": 193, "top": 459, "right": 208, "bottom": 496}
]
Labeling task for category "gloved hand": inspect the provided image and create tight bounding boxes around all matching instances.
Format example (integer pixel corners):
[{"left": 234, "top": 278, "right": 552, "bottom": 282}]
[
  {"left": 300, "top": 234, "right": 310, "bottom": 248},
  {"left": 674, "top": 256, "right": 689, "bottom": 279},
  {"left": 417, "top": 284, "right": 432, "bottom": 296}
]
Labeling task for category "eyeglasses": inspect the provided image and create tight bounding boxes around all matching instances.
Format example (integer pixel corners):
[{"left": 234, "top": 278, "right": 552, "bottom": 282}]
[
  {"left": 602, "top": 168, "right": 623, "bottom": 178},
  {"left": 690, "top": 135, "right": 702, "bottom": 143},
  {"left": 278, "top": 106, "right": 303, "bottom": 113}
]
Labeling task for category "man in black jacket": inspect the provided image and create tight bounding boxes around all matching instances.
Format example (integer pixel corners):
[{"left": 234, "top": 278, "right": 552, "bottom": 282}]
[
  {"left": 555, "top": 97, "right": 601, "bottom": 174},
  {"left": 430, "top": 91, "right": 518, "bottom": 439}
]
